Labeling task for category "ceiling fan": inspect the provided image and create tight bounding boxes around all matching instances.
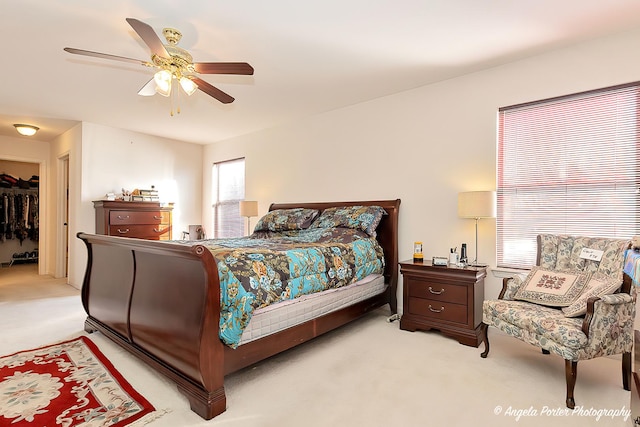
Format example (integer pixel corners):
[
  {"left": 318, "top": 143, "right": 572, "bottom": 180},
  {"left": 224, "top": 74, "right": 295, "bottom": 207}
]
[{"left": 64, "top": 18, "right": 253, "bottom": 106}]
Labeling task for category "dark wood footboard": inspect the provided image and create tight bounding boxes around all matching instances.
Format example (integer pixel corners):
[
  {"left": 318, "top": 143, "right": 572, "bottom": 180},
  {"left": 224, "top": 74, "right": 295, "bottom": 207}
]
[
  {"left": 78, "top": 233, "right": 227, "bottom": 419},
  {"left": 77, "top": 198, "right": 400, "bottom": 420}
]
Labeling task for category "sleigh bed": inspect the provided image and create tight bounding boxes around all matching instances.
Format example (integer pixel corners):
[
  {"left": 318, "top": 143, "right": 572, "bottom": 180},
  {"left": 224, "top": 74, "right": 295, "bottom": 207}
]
[{"left": 77, "top": 199, "right": 400, "bottom": 419}]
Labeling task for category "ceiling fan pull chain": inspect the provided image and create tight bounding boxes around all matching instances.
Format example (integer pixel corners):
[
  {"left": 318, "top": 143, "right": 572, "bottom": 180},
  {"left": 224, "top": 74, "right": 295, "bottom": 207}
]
[
  {"left": 176, "top": 82, "right": 181, "bottom": 115},
  {"left": 169, "top": 83, "right": 175, "bottom": 116}
]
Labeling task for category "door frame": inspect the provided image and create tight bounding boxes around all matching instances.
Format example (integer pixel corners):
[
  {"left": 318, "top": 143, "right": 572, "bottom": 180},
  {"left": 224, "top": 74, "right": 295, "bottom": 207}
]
[{"left": 55, "top": 152, "right": 70, "bottom": 279}]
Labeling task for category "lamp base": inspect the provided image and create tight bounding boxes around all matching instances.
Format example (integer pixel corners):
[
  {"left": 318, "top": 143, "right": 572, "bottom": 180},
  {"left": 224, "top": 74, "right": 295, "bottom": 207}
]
[{"left": 466, "top": 261, "right": 488, "bottom": 268}]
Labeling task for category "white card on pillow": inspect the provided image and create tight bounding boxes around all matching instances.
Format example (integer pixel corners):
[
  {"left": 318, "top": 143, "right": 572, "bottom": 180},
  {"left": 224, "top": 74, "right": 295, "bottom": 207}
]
[
  {"left": 579, "top": 247, "right": 603, "bottom": 262},
  {"left": 513, "top": 267, "right": 590, "bottom": 307}
]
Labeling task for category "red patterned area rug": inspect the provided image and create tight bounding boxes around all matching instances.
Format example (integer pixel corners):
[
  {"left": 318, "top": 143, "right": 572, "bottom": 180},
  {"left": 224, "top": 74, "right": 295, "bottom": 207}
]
[{"left": 0, "top": 336, "right": 160, "bottom": 426}]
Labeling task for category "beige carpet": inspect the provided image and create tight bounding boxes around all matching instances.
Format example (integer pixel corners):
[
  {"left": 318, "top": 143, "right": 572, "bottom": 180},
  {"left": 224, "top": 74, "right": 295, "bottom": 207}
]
[{"left": 0, "top": 265, "right": 632, "bottom": 426}]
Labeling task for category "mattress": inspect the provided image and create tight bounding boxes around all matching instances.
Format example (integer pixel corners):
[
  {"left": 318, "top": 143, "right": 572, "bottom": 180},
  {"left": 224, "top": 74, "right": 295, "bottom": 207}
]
[{"left": 238, "top": 273, "right": 386, "bottom": 345}]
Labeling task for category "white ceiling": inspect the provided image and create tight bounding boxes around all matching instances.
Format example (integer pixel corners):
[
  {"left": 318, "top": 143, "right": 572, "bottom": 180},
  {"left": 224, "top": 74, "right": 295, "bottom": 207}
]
[{"left": 3, "top": 1, "right": 640, "bottom": 145}]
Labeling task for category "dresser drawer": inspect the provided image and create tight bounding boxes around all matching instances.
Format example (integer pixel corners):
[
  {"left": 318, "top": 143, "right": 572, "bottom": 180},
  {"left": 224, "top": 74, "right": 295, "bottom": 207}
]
[
  {"left": 109, "top": 210, "right": 169, "bottom": 225},
  {"left": 407, "top": 278, "right": 467, "bottom": 304},
  {"left": 109, "top": 224, "right": 171, "bottom": 239},
  {"left": 408, "top": 297, "right": 467, "bottom": 324}
]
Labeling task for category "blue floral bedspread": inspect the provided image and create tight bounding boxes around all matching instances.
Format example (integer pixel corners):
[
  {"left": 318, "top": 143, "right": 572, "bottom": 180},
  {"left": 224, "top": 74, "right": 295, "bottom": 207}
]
[
  {"left": 624, "top": 249, "right": 640, "bottom": 286},
  {"left": 179, "top": 228, "right": 385, "bottom": 348}
]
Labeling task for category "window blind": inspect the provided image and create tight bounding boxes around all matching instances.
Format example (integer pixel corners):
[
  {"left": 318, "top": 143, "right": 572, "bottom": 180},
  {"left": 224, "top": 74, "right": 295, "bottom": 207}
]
[
  {"left": 497, "top": 83, "right": 640, "bottom": 269},
  {"left": 212, "top": 158, "right": 245, "bottom": 238}
]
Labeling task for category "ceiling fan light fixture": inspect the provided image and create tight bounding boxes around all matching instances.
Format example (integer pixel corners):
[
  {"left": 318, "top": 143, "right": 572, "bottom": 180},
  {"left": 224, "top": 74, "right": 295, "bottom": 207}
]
[
  {"left": 179, "top": 77, "right": 197, "bottom": 96},
  {"left": 13, "top": 124, "right": 39, "bottom": 136},
  {"left": 154, "top": 70, "right": 172, "bottom": 96}
]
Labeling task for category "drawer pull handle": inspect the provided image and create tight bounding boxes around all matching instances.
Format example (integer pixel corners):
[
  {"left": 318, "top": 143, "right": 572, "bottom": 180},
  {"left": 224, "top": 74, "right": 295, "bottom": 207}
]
[
  {"left": 153, "top": 215, "right": 162, "bottom": 220},
  {"left": 116, "top": 215, "right": 130, "bottom": 220},
  {"left": 116, "top": 228, "right": 130, "bottom": 234},
  {"left": 153, "top": 228, "right": 163, "bottom": 233},
  {"left": 428, "top": 286, "right": 444, "bottom": 295},
  {"left": 428, "top": 304, "right": 444, "bottom": 313}
]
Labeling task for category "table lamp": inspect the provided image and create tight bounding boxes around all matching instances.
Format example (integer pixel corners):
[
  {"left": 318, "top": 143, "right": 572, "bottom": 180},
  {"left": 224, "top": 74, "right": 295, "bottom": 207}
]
[
  {"left": 239, "top": 200, "right": 258, "bottom": 236},
  {"left": 458, "top": 191, "right": 496, "bottom": 267}
]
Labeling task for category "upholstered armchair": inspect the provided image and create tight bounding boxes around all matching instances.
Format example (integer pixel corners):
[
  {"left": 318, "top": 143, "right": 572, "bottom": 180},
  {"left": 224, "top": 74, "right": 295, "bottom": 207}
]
[{"left": 480, "top": 234, "right": 634, "bottom": 409}]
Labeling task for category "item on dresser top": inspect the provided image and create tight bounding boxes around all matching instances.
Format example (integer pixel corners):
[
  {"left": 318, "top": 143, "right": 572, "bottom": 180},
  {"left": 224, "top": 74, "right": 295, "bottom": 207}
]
[
  {"left": 449, "top": 247, "right": 459, "bottom": 265},
  {"left": 432, "top": 256, "right": 448, "bottom": 266},
  {"left": 460, "top": 243, "right": 468, "bottom": 265},
  {"left": 413, "top": 241, "right": 423, "bottom": 262}
]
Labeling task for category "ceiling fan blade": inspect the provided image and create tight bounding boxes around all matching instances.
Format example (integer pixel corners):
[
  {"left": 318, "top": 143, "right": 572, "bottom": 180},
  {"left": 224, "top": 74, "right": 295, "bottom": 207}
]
[
  {"left": 193, "top": 62, "right": 254, "bottom": 75},
  {"left": 64, "top": 47, "right": 150, "bottom": 66},
  {"left": 191, "top": 77, "right": 235, "bottom": 104},
  {"left": 126, "top": 18, "right": 170, "bottom": 58}
]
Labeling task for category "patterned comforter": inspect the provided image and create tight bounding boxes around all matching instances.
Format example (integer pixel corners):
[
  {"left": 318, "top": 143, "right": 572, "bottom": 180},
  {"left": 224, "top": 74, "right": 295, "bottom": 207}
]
[{"left": 182, "top": 227, "right": 385, "bottom": 348}]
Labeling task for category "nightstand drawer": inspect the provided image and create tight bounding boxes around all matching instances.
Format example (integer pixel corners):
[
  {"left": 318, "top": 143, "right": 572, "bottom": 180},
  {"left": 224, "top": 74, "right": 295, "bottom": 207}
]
[
  {"left": 407, "top": 279, "right": 467, "bottom": 304},
  {"left": 408, "top": 297, "right": 467, "bottom": 324}
]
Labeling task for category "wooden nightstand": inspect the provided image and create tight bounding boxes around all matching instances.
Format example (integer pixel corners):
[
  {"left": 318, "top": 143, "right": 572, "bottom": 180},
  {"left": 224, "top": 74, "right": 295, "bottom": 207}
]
[{"left": 399, "top": 259, "right": 486, "bottom": 347}]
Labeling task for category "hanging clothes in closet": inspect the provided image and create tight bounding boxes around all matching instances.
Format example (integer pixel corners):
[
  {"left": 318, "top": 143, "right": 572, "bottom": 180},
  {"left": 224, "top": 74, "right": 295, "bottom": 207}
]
[{"left": 0, "top": 191, "right": 39, "bottom": 244}]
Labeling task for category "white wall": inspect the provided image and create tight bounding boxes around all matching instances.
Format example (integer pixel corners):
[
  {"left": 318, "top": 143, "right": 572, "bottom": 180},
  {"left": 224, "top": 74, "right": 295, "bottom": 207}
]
[
  {"left": 203, "top": 27, "right": 640, "bottom": 306},
  {"left": 66, "top": 122, "right": 204, "bottom": 288}
]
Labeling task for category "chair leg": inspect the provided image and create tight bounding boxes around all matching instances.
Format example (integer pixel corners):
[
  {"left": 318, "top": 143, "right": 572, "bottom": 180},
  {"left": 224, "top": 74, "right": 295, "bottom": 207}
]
[
  {"left": 623, "top": 352, "right": 631, "bottom": 391},
  {"left": 480, "top": 323, "right": 490, "bottom": 358},
  {"left": 565, "top": 360, "right": 577, "bottom": 409}
]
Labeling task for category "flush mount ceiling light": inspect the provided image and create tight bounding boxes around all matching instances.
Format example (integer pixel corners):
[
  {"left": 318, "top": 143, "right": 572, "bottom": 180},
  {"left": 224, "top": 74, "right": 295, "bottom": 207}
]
[{"left": 13, "top": 124, "right": 39, "bottom": 136}]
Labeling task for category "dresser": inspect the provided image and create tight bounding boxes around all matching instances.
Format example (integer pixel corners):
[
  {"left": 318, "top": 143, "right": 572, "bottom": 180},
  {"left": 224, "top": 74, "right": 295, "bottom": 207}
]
[
  {"left": 93, "top": 200, "right": 174, "bottom": 240},
  {"left": 399, "top": 260, "right": 486, "bottom": 347}
]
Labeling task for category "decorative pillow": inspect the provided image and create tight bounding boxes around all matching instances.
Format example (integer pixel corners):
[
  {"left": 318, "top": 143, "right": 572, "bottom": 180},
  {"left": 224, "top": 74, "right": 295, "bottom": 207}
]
[
  {"left": 253, "top": 208, "right": 319, "bottom": 232},
  {"left": 562, "top": 272, "right": 622, "bottom": 317},
  {"left": 513, "top": 266, "right": 590, "bottom": 307},
  {"left": 309, "top": 205, "right": 387, "bottom": 237}
]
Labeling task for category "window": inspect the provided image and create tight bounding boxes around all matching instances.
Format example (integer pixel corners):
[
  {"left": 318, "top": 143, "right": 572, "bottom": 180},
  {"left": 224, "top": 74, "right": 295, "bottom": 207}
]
[
  {"left": 212, "top": 158, "right": 245, "bottom": 238},
  {"left": 497, "top": 83, "right": 640, "bottom": 269}
]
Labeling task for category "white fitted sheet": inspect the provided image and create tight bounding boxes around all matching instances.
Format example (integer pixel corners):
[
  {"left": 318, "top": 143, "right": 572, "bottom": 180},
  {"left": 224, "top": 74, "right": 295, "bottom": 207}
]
[{"left": 238, "top": 274, "right": 386, "bottom": 345}]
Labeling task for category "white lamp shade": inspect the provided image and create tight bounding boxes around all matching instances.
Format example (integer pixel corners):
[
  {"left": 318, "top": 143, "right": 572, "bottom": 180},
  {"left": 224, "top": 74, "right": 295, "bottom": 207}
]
[
  {"left": 239, "top": 201, "right": 258, "bottom": 217},
  {"left": 154, "top": 70, "right": 172, "bottom": 97},
  {"left": 179, "top": 76, "right": 197, "bottom": 95},
  {"left": 458, "top": 191, "right": 496, "bottom": 219}
]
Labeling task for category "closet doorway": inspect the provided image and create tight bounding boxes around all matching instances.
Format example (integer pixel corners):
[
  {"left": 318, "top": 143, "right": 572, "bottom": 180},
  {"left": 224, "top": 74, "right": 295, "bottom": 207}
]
[
  {"left": 0, "top": 160, "right": 40, "bottom": 271},
  {"left": 55, "top": 154, "right": 69, "bottom": 278}
]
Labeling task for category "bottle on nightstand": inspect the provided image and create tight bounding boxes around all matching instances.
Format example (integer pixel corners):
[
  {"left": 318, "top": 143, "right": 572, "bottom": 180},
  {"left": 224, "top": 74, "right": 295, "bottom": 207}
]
[{"left": 460, "top": 243, "right": 468, "bottom": 265}]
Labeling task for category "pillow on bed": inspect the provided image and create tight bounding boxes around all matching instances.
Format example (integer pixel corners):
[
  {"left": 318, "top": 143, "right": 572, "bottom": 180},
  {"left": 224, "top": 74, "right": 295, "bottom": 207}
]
[
  {"left": 253, "top": 208, "right": 319, "bottom": 232},
  {"left": 309, "top": 205, "right": 387, "bottom": 237}
]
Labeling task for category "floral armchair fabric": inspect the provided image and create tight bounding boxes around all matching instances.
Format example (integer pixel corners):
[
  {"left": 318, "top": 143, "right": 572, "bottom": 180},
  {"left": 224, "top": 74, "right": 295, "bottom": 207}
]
[{"left": 480, "top": 234, "right": 634, "bottom": 409}]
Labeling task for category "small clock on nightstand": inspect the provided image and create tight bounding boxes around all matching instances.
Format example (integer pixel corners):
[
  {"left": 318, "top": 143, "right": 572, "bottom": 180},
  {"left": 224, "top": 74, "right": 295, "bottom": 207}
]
[{"left": 399, "top": 259, "right": 486, "bottom": 347}]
